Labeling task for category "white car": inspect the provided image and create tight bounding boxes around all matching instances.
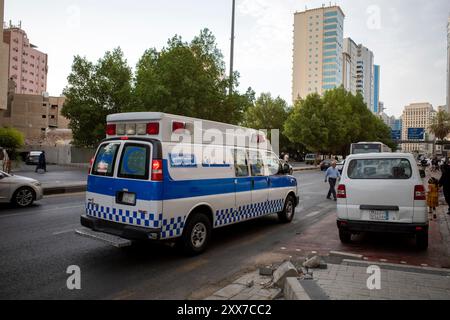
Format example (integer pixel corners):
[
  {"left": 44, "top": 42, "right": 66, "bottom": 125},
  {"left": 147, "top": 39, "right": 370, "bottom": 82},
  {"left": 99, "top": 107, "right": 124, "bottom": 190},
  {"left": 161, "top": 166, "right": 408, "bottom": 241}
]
[
  {"left": 336, "top": 153, "right": 428, "bottom": 249},
  {"left": 0, "top": 170, "right": 44, "bottom": 207}
]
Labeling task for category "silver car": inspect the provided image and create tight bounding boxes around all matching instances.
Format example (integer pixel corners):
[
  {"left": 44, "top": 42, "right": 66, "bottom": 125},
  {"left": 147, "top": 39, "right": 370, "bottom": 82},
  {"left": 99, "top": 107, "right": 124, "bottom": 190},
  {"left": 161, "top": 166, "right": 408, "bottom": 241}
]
[{"left": 0, "top": 170, "right": 43, "bottom": 207}]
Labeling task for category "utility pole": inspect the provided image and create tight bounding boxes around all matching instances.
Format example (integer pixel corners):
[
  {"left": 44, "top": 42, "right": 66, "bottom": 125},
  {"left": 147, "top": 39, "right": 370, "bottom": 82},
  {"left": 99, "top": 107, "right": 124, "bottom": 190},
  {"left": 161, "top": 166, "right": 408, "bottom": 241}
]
[{"left": 229, "top": 0, "right": 236, "bottom": 97}]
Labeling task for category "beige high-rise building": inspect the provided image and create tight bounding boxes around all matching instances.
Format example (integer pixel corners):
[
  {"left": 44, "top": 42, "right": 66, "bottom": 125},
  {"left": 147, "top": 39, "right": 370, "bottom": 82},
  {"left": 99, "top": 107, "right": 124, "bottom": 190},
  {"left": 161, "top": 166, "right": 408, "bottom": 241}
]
[
  {"left": 0, "top": 0, "right": 9, "bottom": 110},
  {"left": 401, "top": 103, "right": 436, "bottom": 153},
  {"left": 3, "top": 23, "right": 48, "bottom": 95},
  {"left": 292, "top": 5, "right": 345, "bottom": 103},
  {"left": 342, "top": 37, "right": 357, "bottom": 95}
]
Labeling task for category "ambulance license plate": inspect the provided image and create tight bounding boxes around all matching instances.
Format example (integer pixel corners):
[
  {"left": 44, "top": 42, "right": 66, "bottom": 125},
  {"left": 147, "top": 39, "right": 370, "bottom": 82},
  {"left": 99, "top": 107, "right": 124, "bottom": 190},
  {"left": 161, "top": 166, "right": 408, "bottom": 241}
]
[{"left": 120, "top": 192, "right": 136, "bottom": 206}]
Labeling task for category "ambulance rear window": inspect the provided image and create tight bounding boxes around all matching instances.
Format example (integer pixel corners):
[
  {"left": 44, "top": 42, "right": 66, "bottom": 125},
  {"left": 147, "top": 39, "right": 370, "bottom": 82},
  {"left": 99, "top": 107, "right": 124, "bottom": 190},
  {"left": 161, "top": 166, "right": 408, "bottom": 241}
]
[
  {"left": 118, "top": 144, "right": 150, "bottom": 180},
  {"left": 92, "top": 143, "right": 120, "bottom": 177}
]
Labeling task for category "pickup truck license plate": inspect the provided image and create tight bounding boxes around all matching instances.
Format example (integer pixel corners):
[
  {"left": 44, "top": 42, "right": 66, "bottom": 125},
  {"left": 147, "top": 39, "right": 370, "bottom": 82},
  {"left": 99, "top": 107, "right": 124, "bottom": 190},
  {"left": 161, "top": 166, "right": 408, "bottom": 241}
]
[{"left": 369, "top": 210, "right": 389, "bottom": 221}]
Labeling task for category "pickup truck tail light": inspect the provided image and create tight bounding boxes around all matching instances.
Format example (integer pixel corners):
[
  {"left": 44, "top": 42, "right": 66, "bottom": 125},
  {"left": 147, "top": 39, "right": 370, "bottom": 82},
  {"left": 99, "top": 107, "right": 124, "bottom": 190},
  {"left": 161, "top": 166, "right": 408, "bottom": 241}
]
[
  {"left": 414, "top": 185, "right": 426, "bottom": 200},
  {"left": 337, "top": 184, "right": 346, "bottom": 199}
]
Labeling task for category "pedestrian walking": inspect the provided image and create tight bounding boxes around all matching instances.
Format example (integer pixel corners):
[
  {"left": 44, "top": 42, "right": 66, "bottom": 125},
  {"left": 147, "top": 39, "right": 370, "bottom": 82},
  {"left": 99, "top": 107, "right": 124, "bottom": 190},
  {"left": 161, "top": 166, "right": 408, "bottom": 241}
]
[
  {"left": 439, "top": 163, "right": 450, "bottom": 215},
  {"left": 325, "top": 160, "right": 341, "bottom": 201},
  {"left": 35, "top": 151, "right": 47, "bottom": 173},
  {"left": 427, "top": 177, "right": 439, "bottom": 219}
]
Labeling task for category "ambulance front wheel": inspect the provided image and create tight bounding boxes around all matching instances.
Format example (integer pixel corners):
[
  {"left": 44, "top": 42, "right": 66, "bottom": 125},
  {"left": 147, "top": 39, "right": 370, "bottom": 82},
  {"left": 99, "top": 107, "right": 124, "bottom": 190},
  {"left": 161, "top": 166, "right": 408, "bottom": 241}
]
[
  {"left": 278, "top": 195, "right": 296, "bottom": 223},
  {"left": 179, "top": 212, "right": 212, "bottom": 256}
]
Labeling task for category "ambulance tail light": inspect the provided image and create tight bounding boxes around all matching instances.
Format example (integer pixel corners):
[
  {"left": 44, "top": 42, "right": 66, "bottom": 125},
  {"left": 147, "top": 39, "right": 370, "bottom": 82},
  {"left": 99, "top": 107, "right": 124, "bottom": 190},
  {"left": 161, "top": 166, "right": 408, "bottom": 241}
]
[
  {"left": 146, "top": 123, "right": 160, "bottom": 135},
  {"left": 151, "top": 160, "right": 163, "bottom": 181},
  {"left": 106, "top": 124, "right": 116, "bottom": 136},
  {"left": 172, "top": 121, "right": 186, "bottom": 132}
]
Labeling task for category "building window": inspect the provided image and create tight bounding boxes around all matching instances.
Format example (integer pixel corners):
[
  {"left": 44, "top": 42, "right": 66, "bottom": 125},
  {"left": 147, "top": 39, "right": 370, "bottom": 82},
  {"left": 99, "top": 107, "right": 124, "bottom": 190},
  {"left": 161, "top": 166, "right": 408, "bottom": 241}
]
[{"left": 42, "top": 115, "right": 47, "bottom": 119}]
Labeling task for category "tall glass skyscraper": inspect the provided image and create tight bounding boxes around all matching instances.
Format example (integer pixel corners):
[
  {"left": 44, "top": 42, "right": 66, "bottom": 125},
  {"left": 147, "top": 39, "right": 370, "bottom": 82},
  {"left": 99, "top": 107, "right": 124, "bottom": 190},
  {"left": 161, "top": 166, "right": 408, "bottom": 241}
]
[
  {"left": 373, "top": 65, "right": 380, "bottom": 114},
  {"left": 292, "top": 5, "right": 345, "bottom": 102}
]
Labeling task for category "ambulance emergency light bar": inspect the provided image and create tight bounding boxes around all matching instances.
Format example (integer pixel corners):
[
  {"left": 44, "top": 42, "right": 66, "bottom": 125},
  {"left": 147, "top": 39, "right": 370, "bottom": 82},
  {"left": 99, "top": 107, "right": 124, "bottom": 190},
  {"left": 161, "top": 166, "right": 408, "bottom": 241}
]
[{"left": 105, "top": 112, "right": 271, "bottom": 150}]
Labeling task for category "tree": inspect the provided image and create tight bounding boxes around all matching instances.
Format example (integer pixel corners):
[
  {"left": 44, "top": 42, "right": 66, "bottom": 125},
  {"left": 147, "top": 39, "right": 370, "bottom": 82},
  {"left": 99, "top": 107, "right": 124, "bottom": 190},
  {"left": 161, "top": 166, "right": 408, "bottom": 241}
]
[
  {"left": 0, "top": 127, "right": 25, "bottom": 155},
  {"left": 133, "top": 29, "right": 252, "bottom": 125},
  {"left": 429, "top": 110, "right": 450, "bottom": 141},
  {"left": 62, "top": 48, "right": 132, "bottom": 147},
  {"left": 242, "top": 93, "right": 298, "bottom": 154},
  {"left": 284, "top": 87, "right": 395, "bottom": 156}
]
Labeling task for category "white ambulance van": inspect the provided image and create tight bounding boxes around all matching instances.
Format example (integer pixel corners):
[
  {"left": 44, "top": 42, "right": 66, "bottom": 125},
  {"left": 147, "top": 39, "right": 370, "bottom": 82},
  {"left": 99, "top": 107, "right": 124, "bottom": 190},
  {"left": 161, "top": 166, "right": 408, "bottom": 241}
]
[{"left": 79, "top": 112, "right": 299, "bottom": 255}]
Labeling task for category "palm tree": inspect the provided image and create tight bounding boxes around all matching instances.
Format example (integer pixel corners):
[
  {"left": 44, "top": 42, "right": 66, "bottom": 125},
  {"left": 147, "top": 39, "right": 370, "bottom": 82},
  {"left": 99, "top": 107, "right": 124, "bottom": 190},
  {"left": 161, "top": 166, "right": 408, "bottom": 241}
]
[{"left": 429, "top": 110, "right": 450, "bottom": 141}]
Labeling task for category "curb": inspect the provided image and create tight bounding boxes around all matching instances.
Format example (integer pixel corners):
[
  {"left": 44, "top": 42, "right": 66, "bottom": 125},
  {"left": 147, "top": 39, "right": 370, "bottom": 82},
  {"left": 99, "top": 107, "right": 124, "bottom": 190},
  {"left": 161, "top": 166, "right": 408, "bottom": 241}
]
[
  {"left": 342, "top": 259, "right": 450, "bottom": 276},
  {"left": 293, "top": 167, "right": 320, "bottom": 172},
  {"left": 43, "top": 184, "right": 87, "bottom": 196}
]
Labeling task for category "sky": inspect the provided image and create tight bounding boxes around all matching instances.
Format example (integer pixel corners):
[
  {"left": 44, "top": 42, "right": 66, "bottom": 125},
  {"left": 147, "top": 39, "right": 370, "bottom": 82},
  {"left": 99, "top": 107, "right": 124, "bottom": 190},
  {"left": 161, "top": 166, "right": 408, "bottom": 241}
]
[{"left": 4, "top": 0, "right": 450, "bottom": 117}]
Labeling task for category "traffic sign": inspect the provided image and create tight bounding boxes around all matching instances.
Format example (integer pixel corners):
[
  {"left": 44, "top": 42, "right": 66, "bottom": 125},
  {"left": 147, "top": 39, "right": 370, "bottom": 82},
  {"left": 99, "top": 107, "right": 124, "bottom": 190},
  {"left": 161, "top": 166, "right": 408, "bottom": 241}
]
[{"left": 407, "top": 128, "right": 425, "bottom": 140}]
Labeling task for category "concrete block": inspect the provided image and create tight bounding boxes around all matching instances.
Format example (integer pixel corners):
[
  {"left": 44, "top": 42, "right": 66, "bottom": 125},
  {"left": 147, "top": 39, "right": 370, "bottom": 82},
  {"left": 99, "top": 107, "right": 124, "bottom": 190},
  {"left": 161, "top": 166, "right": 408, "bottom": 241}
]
[
  {"left": 284, "top": 278, "right": 311, "bottom": 300},
  {"left": 273, "top": 261, "right": 299, "bottom": 288},
  {"left": 303, "top": 256, "right": 321, "bottom": 269}
]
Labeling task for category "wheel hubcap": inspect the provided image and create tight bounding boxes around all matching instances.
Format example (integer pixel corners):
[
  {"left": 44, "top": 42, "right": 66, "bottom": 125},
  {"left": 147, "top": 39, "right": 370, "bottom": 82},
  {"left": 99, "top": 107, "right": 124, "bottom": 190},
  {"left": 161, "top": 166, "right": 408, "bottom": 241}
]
[
  {"left": 17, "top": 189, "right": 33, "bottom": 206},
  {"left": 191, "top": 222, "right": 207, "bottom": 248},
  {"left": 286, "top": 201, "right": 294, "bottom": 219}
]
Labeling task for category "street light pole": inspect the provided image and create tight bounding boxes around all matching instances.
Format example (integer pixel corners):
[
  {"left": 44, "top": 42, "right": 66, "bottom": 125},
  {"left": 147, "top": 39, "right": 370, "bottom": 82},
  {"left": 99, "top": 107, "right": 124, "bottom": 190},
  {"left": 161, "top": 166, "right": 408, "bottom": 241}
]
[{"left": 229, "top": 0, "right": 236, "bottom": 97}]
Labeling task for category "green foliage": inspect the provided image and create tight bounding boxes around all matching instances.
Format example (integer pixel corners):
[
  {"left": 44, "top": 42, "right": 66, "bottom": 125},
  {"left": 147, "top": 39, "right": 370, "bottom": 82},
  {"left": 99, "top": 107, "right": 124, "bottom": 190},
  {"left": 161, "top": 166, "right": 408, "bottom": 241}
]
[
  {"left": 284, "top": 87, "right": 395, "bottom": 156},
  {"left": 132, "top": 29, "right": 252, "bottom": 125},
  {"left": 0, "top": 127, "right": 25, "bottom": 152},
  {"left": 429, "top": 110, "right": 450, "bottom": 141},
  {"left": 62, "top": 48, "right": 133, "bottom": 147},
  {"left": 243, "top": 93, "right": 300, "bottom": 153}
]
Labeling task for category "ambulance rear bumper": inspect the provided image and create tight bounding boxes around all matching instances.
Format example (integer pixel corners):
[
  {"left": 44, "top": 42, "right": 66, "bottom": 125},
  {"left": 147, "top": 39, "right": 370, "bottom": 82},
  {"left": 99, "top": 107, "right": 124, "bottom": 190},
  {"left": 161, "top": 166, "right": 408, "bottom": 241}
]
[{"left": 81, "top": 215, "right": 161, "bottom": 241}]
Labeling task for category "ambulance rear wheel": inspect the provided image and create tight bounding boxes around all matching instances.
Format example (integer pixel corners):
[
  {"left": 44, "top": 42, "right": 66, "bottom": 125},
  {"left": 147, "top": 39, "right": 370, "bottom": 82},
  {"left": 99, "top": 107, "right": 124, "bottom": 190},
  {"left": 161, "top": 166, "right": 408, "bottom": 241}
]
[
  {"left": 180, "top": 213, "right": 212, "bottom": 256},
  {"left": 278, "top": 195, "right": 295, "bottom": 223}
]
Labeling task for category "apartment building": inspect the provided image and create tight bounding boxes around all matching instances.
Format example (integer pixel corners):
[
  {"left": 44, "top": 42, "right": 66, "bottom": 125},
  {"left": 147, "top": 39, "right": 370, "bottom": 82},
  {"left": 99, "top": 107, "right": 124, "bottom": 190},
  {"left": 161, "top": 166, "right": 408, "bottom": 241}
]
[
  {"left": 3, "top": 23, "right": 48, "bottom": 95},
  {"left": 401, "top": 103, "right": 436, "bottom": 153},
  {"left": 0, "top": 93, "right": 69, "bottom": 144},
  {"left": 0, "top": 0, "right": 8, "bottom": 110},
  {"left": 374, "top": 65, "right": 380, "bottom": 114},
  {"left": 292, "top": 5, "right": 345, "bottom": 102}
]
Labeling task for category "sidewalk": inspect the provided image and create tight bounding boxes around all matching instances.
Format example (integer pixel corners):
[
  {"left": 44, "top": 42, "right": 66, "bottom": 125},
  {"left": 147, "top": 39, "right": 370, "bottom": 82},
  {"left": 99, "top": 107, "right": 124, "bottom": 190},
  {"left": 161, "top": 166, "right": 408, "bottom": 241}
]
[
  {"left": 11, "top": 163, "right": 88, "bottom": 195},
  {"left": 205, "top": 254, "right": 450, "bottom": 300}
]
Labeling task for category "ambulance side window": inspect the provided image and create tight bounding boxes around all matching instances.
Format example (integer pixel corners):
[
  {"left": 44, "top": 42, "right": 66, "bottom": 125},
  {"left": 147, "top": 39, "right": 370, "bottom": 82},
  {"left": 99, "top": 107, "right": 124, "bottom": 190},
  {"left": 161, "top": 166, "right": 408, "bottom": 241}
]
[
  {"left": 249, "top": 150, "right": 264, "bottom": 177},
  {"left": 118, "top": 144, "right": 150, "bottom": 180},
  {"left": 266, "top": 152, "right": 281, "bottom": 176},
  {"left": 234, "top": 149, "right": 249, "bottom": 177},
  {"left": 92, "top": 143, "right": 120, "bottom": 177}
]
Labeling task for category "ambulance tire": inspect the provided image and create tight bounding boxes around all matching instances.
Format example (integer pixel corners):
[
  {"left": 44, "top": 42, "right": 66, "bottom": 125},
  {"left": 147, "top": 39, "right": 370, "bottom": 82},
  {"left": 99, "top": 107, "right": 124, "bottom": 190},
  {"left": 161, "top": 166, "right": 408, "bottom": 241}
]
[
  {"left": 179, "top": 212, "right": 212, "bottom": 256},
  {"left": 278, "top": 195, "right": 296, "bottom": 223}
]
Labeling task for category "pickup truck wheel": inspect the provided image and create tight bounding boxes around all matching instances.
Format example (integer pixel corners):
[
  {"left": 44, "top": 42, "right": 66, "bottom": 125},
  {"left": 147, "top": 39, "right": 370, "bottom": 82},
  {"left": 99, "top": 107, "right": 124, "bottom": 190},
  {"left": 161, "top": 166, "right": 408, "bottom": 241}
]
[
  {"left": 12, "top": 187, "right": 35, "bottom": 207},
  {"left": 339, "top": 229, "right": 352, "bottom": 243},
  {"left": 278, "top": 195, "right": 295, "bottom": 223},
  {"left": 179, "top": 213, "right": 212, "bottom": 256},
  {"left": 416, "top": 232, "right": 428, "bottom": 250}
]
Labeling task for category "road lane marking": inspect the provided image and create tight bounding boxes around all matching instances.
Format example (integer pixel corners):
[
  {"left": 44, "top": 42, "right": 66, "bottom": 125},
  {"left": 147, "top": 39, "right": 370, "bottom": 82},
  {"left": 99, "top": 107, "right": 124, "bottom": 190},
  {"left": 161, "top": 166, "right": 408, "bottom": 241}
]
[
  {"left": 0, "top": 205, "right": 84, "bottom": 219},
  {"left": 53, "top": 229, "right": 75, "bottom": 236},
  {"left": 306, "top": 211, "right": 321, "bottom": 218}
]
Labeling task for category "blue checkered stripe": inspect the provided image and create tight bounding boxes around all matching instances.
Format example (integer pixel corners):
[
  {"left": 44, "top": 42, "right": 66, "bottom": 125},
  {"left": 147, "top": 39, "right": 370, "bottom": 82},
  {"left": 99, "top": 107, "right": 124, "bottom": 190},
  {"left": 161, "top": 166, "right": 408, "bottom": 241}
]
[
  {"left": 215, "top": 199, "right": 284, "bottom": 227},
  {"left": 161, "top": 216, "right": 186, "bottom": 239},
  {"left": 85, "top": 203, "right": 162, "bottom": 229}
]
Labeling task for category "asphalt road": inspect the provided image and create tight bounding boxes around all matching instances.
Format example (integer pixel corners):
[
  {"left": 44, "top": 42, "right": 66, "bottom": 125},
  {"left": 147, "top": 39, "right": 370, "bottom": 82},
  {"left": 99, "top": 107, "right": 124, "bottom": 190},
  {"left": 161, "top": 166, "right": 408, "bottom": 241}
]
[{"left": 0, "top": 170, "right": 334, "bottom": 300}]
